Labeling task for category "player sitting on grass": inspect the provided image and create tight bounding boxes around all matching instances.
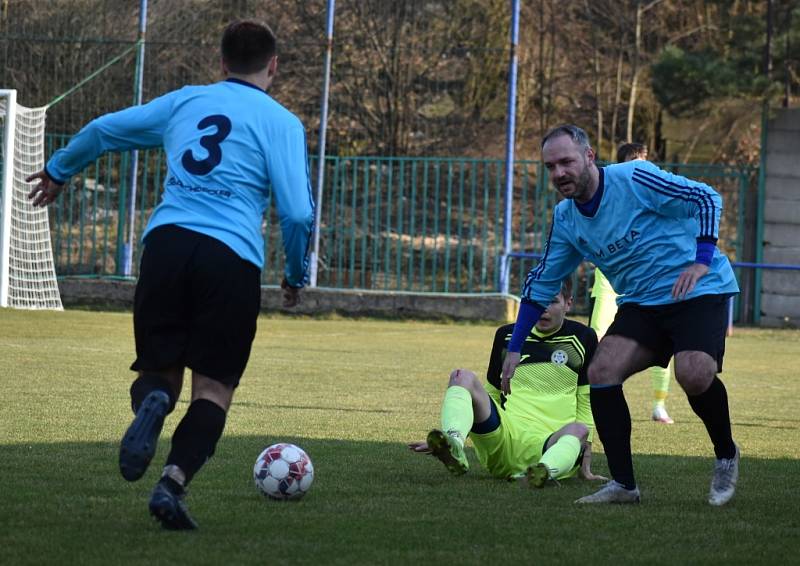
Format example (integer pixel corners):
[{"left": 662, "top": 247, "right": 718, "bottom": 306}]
[{"left": 409, "top": 279, "right": 607, "bottom": 487}]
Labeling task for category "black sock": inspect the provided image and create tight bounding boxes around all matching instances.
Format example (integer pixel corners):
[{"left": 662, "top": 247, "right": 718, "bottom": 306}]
[
  {"left": 687, "top": 377, "right": 736, "bottom": 459},
  {"left": 130, "top": 373, "right": 176, "bottom": 414},
  {"left": 590, "top": 385, "right": 636, "bottom": 490},
  {"left": 165, "top": 399, "right": 227, "bottom": 485}
]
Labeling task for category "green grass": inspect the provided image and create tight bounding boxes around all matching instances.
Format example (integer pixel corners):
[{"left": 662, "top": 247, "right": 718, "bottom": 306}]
[{"left": 0, "top": 308, "right": 798, "bottom": 565}]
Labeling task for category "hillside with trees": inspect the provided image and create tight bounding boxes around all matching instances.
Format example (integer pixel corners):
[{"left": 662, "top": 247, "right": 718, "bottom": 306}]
[{"left": 1, "top": 0, "right": 797, "bottom": 164}]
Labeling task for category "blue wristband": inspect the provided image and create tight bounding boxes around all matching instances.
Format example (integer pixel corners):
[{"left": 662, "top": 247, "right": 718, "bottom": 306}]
[
  {"left": 508, "top": 301, "right": 545, "bottom": 352},
  {"left": 695, "top": 240, "right": 715, "bottom": 266}
]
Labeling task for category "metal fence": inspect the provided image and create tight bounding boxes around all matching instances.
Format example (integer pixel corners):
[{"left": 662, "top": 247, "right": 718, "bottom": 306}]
[{"left": 45, "top": 132, "right": 754, "bottom": 313}]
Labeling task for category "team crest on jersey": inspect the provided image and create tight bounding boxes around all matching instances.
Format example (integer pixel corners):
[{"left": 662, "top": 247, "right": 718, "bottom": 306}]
[{"left": 551, "top": 349, "right": 569, "bottom": 365}]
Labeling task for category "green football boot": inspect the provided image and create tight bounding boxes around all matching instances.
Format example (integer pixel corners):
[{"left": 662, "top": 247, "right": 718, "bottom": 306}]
[
  {"left": 526, "top": 462, "right": 555, "bottom": 489},
  {"left": 426, "top": 429, "right": 469, "bottom": 476}
]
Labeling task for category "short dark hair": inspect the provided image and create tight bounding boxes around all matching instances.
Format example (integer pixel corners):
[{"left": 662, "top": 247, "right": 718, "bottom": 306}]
[
  {"left": 616, "top": 142, "right": 648, "bottom": 163},
  {"left": 559, "top": 277, "right": 573, "bottom": 301},
  {"left": 541, "top": 124, "right": 591, "bottom": 150},
  {"left": 221, "top": 20, "right": 277, "bottom": 74}
]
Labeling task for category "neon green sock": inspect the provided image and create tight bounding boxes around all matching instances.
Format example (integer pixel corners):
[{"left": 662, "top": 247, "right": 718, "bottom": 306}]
[
  {"left": 651, "top": 363, "right": 671, "bottom": 409},
  {"left": 538, "top": 435, "right": 581, "bottom": 480},
  {"left": 440, "top": 385, "right": 473, "bottom": 445}
]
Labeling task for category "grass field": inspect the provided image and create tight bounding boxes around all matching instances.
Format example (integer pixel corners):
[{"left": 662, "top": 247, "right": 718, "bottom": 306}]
[{"left": 1, "top": 308, "right": 798, "bottom": 565}]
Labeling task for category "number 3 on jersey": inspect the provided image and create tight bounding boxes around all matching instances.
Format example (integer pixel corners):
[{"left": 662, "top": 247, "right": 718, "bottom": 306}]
[{"left": 182, "top": 115, "right": 232, "bottom": 175}]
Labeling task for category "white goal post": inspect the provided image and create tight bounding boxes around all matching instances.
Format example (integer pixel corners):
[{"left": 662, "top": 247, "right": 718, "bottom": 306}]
[{"left": 0, "top": 89, "right": 63, "bottom": 310}]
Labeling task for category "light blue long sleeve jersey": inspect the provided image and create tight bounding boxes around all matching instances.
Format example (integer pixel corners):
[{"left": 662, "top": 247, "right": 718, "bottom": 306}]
[
  {"left": 46, "top": 78, "right": 314, "bottom": 286},
  {"left": 522, "top": 160, "right": 739, "bottom": 308}
]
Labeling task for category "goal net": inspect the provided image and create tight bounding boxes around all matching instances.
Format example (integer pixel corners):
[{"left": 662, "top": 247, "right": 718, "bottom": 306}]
[{"left": 0, "top": 89, "right": 63, "bottom": 310}]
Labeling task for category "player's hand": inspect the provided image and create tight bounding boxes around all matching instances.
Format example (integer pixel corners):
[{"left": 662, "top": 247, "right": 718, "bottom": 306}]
[
  {"left": 280, "top": 278, "right": 301, "bottom": 308},
  {"left": 501, "top": 351, "right": 521, "bottom": 395},
  {"left": 579, "top": 468, "right": 608, "bottom": 482},
  {"left": 578, "top": 443, "right": 606, "bottom": 481},
  {"left": 26, "top": 170, "right": 65, "bottom": 207},
  {"left": 671, "top": 263, "right": 709, "bottom": 300},
  {"left": 407, "top": 441, "right": 431, "bottom": 454}
]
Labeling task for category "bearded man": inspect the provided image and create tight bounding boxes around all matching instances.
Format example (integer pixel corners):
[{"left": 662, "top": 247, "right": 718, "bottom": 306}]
[{"left": 501, "top": 124, "right": 740, "bottom": 507}]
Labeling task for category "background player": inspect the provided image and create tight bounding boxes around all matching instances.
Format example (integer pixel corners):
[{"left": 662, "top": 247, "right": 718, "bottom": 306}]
[
  {"left": 26, "top": 20, "right": 314, "bottom": 529},
  {"left": 409, "top": 279, "right": 607, "bottom": 487},
  {"left": 501, "top": 124, "right": 739, "bottom": 506},
  {"left": 590, "top": 142, "right": 674, "bottom": 424}
]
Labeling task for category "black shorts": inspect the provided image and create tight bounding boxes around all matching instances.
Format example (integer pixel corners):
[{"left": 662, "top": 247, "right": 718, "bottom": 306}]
[
  {"left": 606, "top": 294, "right": 731, "bottom": 372},
  {"left": 131, "top": 225, "right": 262, "bottom": 387}
]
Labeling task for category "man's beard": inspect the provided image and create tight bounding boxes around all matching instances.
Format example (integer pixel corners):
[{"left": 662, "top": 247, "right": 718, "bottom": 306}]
[
  {"left": 573, "top": 164, "right": 591, "bottom": 200},
  {"left": 554, "top": 161, "right": 591, "bottom": 200}
]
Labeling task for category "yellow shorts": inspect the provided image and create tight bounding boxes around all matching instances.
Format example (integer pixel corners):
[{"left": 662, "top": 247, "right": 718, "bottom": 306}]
[{"left": 469, "top": 399, "right": 555, "bottom": 479}]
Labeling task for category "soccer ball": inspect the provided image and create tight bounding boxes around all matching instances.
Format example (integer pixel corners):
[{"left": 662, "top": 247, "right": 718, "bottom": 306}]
[{"left": 253, "top": 443, "right": 314, "bottom": 501}]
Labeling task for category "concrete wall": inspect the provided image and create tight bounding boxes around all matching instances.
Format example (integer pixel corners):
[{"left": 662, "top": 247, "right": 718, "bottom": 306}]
[
  {"left": 762, "top": 108, "right": 800, "bottom": 327},
  {"left": 57, "top": 278, "right": 519, "bottom": 323}
]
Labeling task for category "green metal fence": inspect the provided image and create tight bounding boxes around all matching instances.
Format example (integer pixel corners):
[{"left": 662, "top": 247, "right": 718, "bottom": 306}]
[
  {"left": 308, "top": 156, "right": 513, "bottom": 294},
  {"left": 46, "top": 135, "right": 755, "bottom": 315},
  {"left": 503, "top": 162, "right": 754, "bottom": 316}
]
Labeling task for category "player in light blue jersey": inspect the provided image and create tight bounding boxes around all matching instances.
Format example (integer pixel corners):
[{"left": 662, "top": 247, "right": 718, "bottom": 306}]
[
  {"left": 26, "top": 20, "right": 314, "bottom": 529},
  {"left": 500, "top": 125, "right": 739, "bottom": 507},
  {"left": 590, "top": 142, "right": 675, "bottom": 425}
]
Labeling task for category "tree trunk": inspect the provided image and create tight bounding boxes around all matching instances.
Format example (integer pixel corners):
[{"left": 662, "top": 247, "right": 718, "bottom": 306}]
[
  {"left": 681, "top": 117, "right": 711, "bottom": 163},
  {"left": 585, "top": 0, "right": 603, "bottom": 158},
  {"left": 537, "top": 0, "right": 546, "bottom": 141},
  {"left": 610, "top": 36, "right": 625, "bottom": 151},
  {"left": 626, "top": 1, "right": 643, "bottom": 142}
]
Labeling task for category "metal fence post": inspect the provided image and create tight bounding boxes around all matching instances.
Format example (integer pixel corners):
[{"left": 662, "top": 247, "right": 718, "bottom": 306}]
[
  {"left": 309, "top": 0, "right": 336, "bottom": 287},
  {"left": 123, "top": 0, "right": 148, "bottom": 277},
  {"left": 500, "top": 0, "right": 520, "bottom": 295},
  {"left": 754, "top": 102, "right": 769, "bottom": 324}
]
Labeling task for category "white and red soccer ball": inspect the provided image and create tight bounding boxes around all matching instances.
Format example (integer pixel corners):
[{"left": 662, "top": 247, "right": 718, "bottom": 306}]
[{"left": 253, "top": 443, "right": 314, "bottom": 500}]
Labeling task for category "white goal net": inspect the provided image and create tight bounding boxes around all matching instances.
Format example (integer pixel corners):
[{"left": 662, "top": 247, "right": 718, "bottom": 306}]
[{"left": 0, "top": 89, "right": 63, "bottom": 310}]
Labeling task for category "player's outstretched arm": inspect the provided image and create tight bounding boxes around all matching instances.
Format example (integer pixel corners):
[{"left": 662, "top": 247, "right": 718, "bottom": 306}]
[
  {"left": 578, "top": 442, "right": 607, "bottom": 481},
  {"left": 45, "top": 92, "right": 176, "bottom": 186},
  {"left": 504, "top": 211, "right": 582, "bottom": 393},
  {"left": 501, "top": 351, "right": 521, "bottom": 395}
]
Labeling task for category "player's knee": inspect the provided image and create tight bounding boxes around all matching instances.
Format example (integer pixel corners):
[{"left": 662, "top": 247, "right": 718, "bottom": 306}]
[
  {"left": 564, "top": 422, "right": 589, "bottom": 442},
  {"left": 192, "top": 373, "right": 234, "bottom": 411},
  {"left": 587, "top": 359, "right": 616, "bottom": 386},
  {"left": 677, "top": 373, "right": 716, "bottom": 396},
  {"left": 674, "top": 352, "right": 716, "bottom": 395},
  {"left": 448, "top": 368, "right": 478, "bottom": 389}
]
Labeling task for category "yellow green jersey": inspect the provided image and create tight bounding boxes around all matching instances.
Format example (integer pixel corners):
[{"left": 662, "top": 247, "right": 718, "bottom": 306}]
[
  {"left": 590, "top": 267, "right": 619, "bottom": 338},
  {"left": 590, "top": 267, "right": 617, "bottom": 300},
  {"left": 469, "top": 319, "right": 597, "bottom": 479}
]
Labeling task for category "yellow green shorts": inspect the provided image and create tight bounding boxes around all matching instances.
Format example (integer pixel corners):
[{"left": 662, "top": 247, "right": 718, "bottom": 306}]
[{"left": 469, "top": 399, "right": 554, "bottom": 479}]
